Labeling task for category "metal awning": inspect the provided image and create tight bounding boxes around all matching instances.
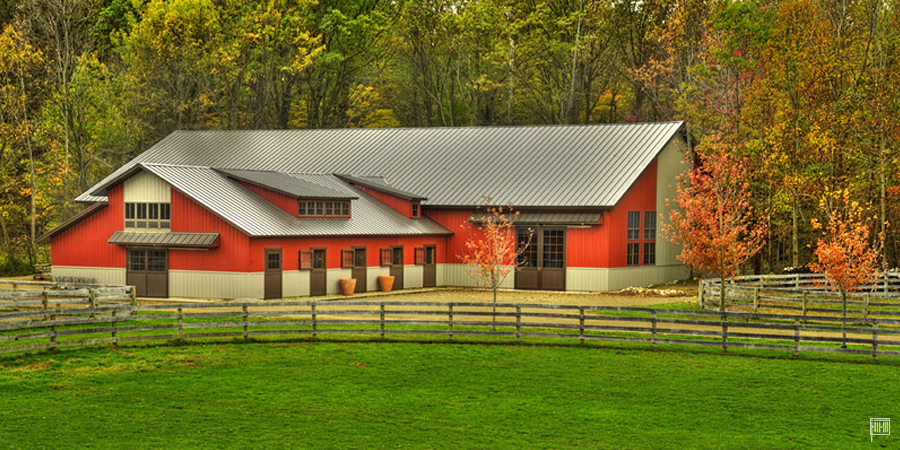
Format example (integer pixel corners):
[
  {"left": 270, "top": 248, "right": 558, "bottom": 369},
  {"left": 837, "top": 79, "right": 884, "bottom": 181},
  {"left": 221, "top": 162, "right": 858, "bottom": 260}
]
[
  {"left": 108, "top": 231, "right": 219, "bottom": 248},
  {"left": 469, "top": 212, "right": 601, "bottom": 226}
]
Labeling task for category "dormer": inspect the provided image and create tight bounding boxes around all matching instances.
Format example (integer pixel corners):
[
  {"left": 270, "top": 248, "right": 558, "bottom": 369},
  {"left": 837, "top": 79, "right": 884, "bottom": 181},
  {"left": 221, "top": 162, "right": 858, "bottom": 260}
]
[
  {"left": 123, "top": 170, "right": 172, "bottom": 232},
  {"left": 336, "top": 174, "right": 426, "bottom": 219},
  {"left": 219, "top": 169, "right": 357, "bottom": 218}
]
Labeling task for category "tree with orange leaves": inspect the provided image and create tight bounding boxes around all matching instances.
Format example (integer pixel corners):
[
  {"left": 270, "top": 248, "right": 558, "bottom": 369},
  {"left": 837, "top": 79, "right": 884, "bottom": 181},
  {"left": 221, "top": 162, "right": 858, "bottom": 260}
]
[
  {"left": 665, "top": 138, "right": 767, "bottom": 311},
  {"left": 809, "top": 191, "right": 883, "bottom": 348},
  {"left": 459, "top": 198, "right": 533, "bottom": 330}
]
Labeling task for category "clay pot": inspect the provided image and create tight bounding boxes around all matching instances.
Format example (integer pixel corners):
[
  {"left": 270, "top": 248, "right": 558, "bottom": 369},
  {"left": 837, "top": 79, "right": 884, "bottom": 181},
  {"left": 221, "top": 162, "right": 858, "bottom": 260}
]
[
  {"left": 340, "top": 278, "right": 357, "bottom": 296},
  {"left": 379, "top": 275, "right": 395, "bottom": 293}
]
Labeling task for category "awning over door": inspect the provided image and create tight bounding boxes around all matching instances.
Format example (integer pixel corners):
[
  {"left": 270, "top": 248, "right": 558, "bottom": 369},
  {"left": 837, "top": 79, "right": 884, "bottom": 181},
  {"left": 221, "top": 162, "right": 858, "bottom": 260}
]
[
  {"left": 108, "top": 231, "right": 219, "bottom": 248},
  {"left": 469, "top": 212, "right": 601, "bottom": 226}
]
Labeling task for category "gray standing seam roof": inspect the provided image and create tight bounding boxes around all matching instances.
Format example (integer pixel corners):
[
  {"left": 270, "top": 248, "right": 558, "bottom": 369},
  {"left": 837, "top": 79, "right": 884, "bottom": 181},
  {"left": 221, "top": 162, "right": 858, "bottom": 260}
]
[
  {"left": 108, "top": 231, "right": 220, "bottom": 248},
  {"left": 335, "top": 174, "right": 427, "bottom": 200},
  {"left": 77, "top": 122, "right": 685, "bottom": 208},
  {"left": 218, "top": 169, "right": 355, "bottom": 199},
  {"left": 470, "top": 212, "right": 602, "bottom": 226},
  {"left": 139, "top": 164, "right": 451, "bottom": 237}
]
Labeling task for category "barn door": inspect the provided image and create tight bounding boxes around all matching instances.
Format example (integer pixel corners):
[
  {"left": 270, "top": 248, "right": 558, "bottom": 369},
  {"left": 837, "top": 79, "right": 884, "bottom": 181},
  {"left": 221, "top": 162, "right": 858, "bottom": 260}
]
[
  {"left": 310, "top": 248, "right": 327, "bottom": 296},
  {"left": 390, "top": 246, "right": 404, "bottom": 290},
  {"left": 127, "top": 249, "right": 168, "bottom": 298},
  {"left": 264, "top": 248, "right": 282, "bottom": 299},
  {"left": 423, "top": 245, "right": 437, "bottom": 288},
  {"left": 514, "top": 227, "right": 566, "bottom": 291},
  {"left": 351, "top": 248, "right": 367, "bottom": 293}
]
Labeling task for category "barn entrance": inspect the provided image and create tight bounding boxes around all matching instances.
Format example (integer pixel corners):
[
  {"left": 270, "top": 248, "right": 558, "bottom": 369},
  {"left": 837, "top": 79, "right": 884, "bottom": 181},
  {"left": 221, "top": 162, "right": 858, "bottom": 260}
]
[
  {"left": 264, "top": 248, "right": 282, "bottom": 299},
  {"left": 514, "top": 227, "right": 566, "bottom": 291},
  {"left": 126, "top": 249, "right": 168, "bottom": 298},
  {"left": 423, "top": 245, "right": 437, "bottom": 287},
  {"left": 390, "top": 246, "right": 404, "bottom": 289},
  {"left": 351, "top": 248, "right": 367, "bottom": 293},
  {"left": 310, "top": 248, "right": 327, "bottom": 296}
]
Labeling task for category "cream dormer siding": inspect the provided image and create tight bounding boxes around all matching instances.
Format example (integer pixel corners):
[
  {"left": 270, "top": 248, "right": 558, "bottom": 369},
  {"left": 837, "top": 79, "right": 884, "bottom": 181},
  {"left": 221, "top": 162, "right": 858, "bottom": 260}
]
[{"left": 123, "top": 170, "right": 172, "bottom": 232}]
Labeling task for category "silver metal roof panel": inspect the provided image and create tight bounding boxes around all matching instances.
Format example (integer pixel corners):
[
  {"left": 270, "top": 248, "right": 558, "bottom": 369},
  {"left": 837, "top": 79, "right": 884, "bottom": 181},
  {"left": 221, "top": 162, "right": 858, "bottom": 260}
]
[
  {"left": 108, "top": 231, "right": 220, "bottom": 248},
  {"left": 218, "top": 169, "right": 355, "bottom": 199}
]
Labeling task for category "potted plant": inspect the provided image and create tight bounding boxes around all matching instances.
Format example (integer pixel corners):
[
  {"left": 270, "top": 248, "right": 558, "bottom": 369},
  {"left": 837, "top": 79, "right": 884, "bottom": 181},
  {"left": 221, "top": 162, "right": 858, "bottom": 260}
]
[
  {"left": 378, "top": 275, "right": 395, "bottom": 292},
  {"left": 340, "top": 278, "right": 357, "bottom": 296}
]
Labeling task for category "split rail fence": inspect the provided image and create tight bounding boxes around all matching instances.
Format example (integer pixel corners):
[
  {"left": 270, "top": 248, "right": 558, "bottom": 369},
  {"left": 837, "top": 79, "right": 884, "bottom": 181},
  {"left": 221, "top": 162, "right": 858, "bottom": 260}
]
[
  {"left": 700, "top": 273, "right": 900, "bottom": 320},
  {"left": 2, "top": 287, "right": 900, "bottom": 360}
]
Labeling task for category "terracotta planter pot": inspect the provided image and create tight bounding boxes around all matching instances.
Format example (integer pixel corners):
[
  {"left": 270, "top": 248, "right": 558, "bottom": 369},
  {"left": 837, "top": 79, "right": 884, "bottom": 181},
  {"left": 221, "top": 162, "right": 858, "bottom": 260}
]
[
  {"left": 340, "top": 278, "right": 357, "bottom": 296},
  {"left": 379, "top": 275, "right": 395, "bottom": 293}
]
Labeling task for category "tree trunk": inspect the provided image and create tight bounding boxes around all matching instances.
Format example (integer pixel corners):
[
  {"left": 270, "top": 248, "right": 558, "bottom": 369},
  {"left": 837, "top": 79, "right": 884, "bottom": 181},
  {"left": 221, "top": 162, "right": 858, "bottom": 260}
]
[
  {"left": 720, "top": 276, "right": 726, "bottom": 312},
  {"left": 792, "top": 200, "right": 799, "bottom": 268},
  {"left": 492, "top": 285, "right": 498, "bottom": 332}
]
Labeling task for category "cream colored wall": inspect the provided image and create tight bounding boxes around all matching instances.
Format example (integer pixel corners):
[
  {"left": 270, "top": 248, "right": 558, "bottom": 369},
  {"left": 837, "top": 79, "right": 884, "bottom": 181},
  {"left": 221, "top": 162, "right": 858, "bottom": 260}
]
[
  {"left": 283, "top": 271, "right": 310, "bottom": 297},
  {"left": 52, "top": 266, "right": 126, "bottom": 286},
  {"left": 124, "top": 171, "right": 171, "bottom": 202},
  {"left": 438, "top": 263, "right": 515, "bottom": 289},
  {"left": 656, "top": 137, "right": 689, "bottom": 266},
  {"left": 168, "top": 270, "right": 264, "bottom": 299},
  {"left": 565, "top": 265, "right": 691, "bottom": 292},
  {"left": 403, "top": 265, "right": 424, "bottom": 289},
  {"left": 565, "top": 267, "right": 609, "bottom": 292},
  {"left": 326, "top": 268, "right": 353, "bottom": 294},
  {"left": 367, "top": 266, "right": 390, "bottom": 292}
]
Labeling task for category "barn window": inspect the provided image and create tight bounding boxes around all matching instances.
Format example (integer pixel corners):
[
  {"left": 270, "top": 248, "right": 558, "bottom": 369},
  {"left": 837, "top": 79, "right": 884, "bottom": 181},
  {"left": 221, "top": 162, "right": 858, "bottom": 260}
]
[
  {"left": 627, "top": 243, "right": 640, "bottom": 266},
  {"left": 299, "top": 251, "right": 312, "bottom": 270},
  {"left": 299, "top": 200, "right": 350, "bottom": 217},
  {"left": 380, "top": 249, "right": 391, "bottom": 266},
  {"left": 627, "top": 211, "right": 640, "bottom": 240},
  {"left": 411, "top": 202, "right": 420, "bottom": 218},
  {"left": 643, "top": 242, "right": 656, "bottom": 265},
  {"left": 414, "top": 247, "right": 425, "bottom": 265},
  {"left": 125, "top": 202, "right": 171, "bottom": 230},
  {"left": 644, "top": 212, "right": 656, "bottom": 240},
  {"left": 342, "top": 250, "right": 354, "bottom": 268}
]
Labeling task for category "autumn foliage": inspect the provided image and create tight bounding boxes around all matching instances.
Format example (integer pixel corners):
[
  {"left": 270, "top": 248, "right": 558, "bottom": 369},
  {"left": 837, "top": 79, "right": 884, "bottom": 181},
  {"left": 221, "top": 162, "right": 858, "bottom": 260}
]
[{"left": 665, "top": 139, "right": 767, "bottom": 310}]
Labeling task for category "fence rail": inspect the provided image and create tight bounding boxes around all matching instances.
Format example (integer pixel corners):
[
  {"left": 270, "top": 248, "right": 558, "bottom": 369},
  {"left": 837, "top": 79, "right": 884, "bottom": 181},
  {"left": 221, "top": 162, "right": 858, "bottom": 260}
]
[{"left": 1, "top": 294, "right": 898, "bottom": 360}]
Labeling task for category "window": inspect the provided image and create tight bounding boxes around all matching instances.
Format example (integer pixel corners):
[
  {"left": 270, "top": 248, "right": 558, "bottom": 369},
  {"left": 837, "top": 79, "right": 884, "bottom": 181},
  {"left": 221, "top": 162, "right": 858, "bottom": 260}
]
[
  {"left": 342, "top": 250, "right": 354, "bottom": 269},
  {"left": 391, "top": 247, "right": 403, "bottom": 266},
  {"left": 411, "top": 202, "right": 420, "bottom": 218},
  {"left": 299, "top": 200, "right": 350, "bottom": 217},
  {"left": 380, "top": 249, "right": 392, "bottom": 267},
  {"left": 542, "top": 229, "right": 565, "bottom": 268},
  {"left": 415, "top": 247, "right": 425, "bottom": 265},
  {"left": 267, "top": 252, "right": 281, "bottom": 270},
  {"left": 354, "top": 248, "right": 366, "bottom": 267},
  {"left": 516, "top": 228, "right": 537, "bottom": 267},
  {"left": 643, "top": 242, "right": 656, "bottom": 265},
  {"left": 312, "top": 249, "right": 326, "bottom": 269},
  {"left": 425, "top": 246, "right": 436, "bottom": 265},
  {"left": 627, "top": 211, "right": 640, "bottom": 240},
  {"left": 128, "top": 250, "right": 166, "bottom": 272},
  {"left": 644, "top": 212, "right": 656, "bottom": 240},
  {"left": 125, "top": 202, "right": 170, "bottom": 230},
  {"left": 627, "top": 243, "right": 640, "bottom": 266}
]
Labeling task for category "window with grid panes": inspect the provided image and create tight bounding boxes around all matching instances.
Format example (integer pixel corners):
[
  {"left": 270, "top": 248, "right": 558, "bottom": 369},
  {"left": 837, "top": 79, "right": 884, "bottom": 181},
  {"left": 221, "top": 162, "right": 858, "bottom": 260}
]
[
  {"left": 627, "top": 243, "right": 640, "bottom": 266},
  {"left": 643, "top": 242, "right": 655, "bottom": 265},
  {"left": 125, "top": 202, "right": 170, "bottom": 229},
  {"left": 542, "top": 229, "right": 565, "bottom": 268},
  {"left": 516, "top": 228, "right": 536, "bottom": 267},
  {"left": 299, "top": 200, "right": 350, "bottom": 217}
]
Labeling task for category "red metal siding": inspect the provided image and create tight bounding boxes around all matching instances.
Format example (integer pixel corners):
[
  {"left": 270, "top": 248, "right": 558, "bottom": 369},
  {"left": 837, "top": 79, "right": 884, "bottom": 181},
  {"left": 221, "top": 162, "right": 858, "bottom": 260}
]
[
  {"left": 605, "top": 159, "right": 658, "bottom": 268},
  {"left": 249, "top": 235, "right": 448, "bottom": 271},
  {"left": 169, "top": 189, "right": 252, "bottom": 272},
  {"left": 51, "top": 185, "right": 125, "bottom": 268},
  {"left": 358, "top": 186, "right": 413, "bottom": 218},
  {"left": 422, "top": 209, "right": 476, "bottom": 264},
  {"left": 236, "top": 180, "right": 297, "bottom": 217},
  {"left": 566, "top": 220, "right": 608, "bottom": 268}
]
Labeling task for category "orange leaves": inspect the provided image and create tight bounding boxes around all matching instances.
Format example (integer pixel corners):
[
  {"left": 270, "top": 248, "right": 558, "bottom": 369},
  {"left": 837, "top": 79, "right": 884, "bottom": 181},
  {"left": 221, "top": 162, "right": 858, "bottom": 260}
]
[{"left": 457, "top": 198, "right": 532, "bottom": 290}]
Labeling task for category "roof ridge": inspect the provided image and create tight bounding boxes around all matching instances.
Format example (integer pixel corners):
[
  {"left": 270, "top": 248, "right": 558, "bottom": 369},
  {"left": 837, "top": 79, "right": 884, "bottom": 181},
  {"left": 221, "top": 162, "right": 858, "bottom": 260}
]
[{"left": 170, "top": 121, "right": 684, "bottom": 134}]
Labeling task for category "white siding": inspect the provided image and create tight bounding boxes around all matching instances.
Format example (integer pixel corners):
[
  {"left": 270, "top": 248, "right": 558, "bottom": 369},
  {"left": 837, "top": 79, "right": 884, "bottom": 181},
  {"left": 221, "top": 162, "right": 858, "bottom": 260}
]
[
  {"left": 52, "top": 266, "right": 126, "bottom": 286},
  {"left": 367, "top": 266, "right": 391, "bottom": 292},
  {"left": 168, "top": 270, "right": 264, "bottom": 299},
  {"left": 439, "top": 263, "right": 515, "bottom": 289},
  {"left": 283, "top": 271, "right": 310, "bottom": 297},
  {"left": 656, "top": 137, "right": 688, "bottom": 266},
  {"left": 326, "top": 268, "right": 353, "bottom": 294},
  {"left": 566, "top": 265, "right": 691, "bottom": 292},
  {"left": 403, "top": 265, "right": 424, "bottom": 289},
  {"left": 124, "top": 171, "right": 171, "bottom": 202}
]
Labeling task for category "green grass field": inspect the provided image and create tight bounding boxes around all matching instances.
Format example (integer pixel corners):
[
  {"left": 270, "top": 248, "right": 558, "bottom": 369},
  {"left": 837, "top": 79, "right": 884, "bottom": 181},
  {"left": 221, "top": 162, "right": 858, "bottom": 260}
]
[{"left": 1, "top": 340, "right": 897, "bottom": 449}]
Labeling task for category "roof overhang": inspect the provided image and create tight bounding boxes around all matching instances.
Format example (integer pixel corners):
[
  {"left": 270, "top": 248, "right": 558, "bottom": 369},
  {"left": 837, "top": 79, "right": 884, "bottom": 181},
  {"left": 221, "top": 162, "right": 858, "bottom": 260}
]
[
  {"left": 336, "top": 174, "right": 427, "bottom": 201},
  {"left": 108, "top": 231, "right": 220, "bottom": 249},
  {"left": 469, "top": 211, "right": 602, "bottom": 226},
  {"left": 37, "top": 202, "right": 108, "bottom": 244}
]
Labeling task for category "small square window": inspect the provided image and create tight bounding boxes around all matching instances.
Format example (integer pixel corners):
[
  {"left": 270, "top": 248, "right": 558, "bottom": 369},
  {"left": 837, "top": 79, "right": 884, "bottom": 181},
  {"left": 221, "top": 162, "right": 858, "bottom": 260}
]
[
  {"left": 299, "top": 251, "right": 312, "bottom": 270},
  {"left": 342, "top": 250, "right": 354, "bottom": 268},
  {"left": 411, "top": 203, "right": 420, "bottom": 218},
  {"left": 380, "top": 249, "right": 391, "bottom": 267},
  {"left": 414, "top": 247, "right": 425, "bottom": 265}
]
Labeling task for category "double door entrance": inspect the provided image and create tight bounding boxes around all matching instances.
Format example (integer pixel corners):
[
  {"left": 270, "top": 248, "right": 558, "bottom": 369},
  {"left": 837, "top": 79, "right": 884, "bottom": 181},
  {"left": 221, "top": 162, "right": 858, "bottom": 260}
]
[
  {"left": 514, "top": 227, "right": 566, "bottom": 291},
  {"left": 126, "top": 249, "right": 168, "bottom": 298}
]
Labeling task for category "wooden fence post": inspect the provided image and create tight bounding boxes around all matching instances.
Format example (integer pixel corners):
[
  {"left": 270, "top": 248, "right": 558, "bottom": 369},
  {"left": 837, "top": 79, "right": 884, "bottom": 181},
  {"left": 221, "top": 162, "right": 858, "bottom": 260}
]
[
  {"left": 130, "top": 287, "right": 137, "bottom": 316},
  {"left": 177, "top": 307, "right": 183, "bottom": 341},
  {"left": 42, "top": 290, "right": 49, "bottom": 321},
  {"left": 448, "top": 304, "right": 453, "bottom": 341},
  {"left": 579, "top": 308, "right": 585, "bottom": 345},
  {"left": 89, "top": 288, "right": 96, "bottom": 319},
  {"left": 112, "top": 310, "right": 118, "bottom": 346},
  {"left": 793, "top": 319, "right": 800, "bottom": 357},
  {"left": 872, "top": 321, "right": 878, "bottom": 361},
  {"left": 380, "top": 303, "right": 385, "bottom": 341},
  {"left": 698, "top": 280, "right": 704, "bottom": 307},
  {"left": 863, "top": 294, "right": 870, "bottom": 320},
  {"left": 721, "top": 314, "right": 728, "bottom": 353},
  {"left": 753, "top": 287, "right": 760, "bottom": 314},
  {"left": 651, "top": 311, "right": 657, "bottom": 349},
  {"left": 242, "top": 305, "right": 249, "bottom": 343},
  {"left": 801, "top": 291, "right": 808, "bottom": 318},
  {"left": 311, "top": 303, "right": 317, "bottom": 341},
  {"left": 50, "top": 297, "right": 57, "bottom": 349},
  {"left": 515, "top": 306, "right": 521, "bottom": 343}
]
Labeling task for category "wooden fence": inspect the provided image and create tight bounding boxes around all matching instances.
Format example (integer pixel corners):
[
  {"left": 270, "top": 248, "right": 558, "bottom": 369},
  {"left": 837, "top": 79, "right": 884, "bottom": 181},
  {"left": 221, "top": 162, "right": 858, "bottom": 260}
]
[
  {"left": 700, "top": 273, "right": 900, "bottom": 319},
  {"left": 2, "top": 292, "right": 899, "bottom": 360}
]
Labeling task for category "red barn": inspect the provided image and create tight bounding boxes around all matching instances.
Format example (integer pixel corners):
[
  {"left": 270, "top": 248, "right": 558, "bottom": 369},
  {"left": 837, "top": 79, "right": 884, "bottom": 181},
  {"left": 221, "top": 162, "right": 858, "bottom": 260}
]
[{"left": 43, "top": 122, "right": 690, "bottom": 298}]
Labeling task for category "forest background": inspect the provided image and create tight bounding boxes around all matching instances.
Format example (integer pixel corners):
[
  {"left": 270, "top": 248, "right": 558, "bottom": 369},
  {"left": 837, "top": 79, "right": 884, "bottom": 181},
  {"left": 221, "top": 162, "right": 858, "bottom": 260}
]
[{"left": 0, "top": 0, "right": 898, "bottom": 276}]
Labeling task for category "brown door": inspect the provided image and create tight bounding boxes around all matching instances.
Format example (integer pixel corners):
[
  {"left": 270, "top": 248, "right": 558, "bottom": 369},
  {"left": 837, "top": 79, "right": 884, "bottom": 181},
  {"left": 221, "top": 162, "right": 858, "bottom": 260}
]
[
  {"left": 540, "top": 228, "right": 566, "bottom": 291},
  {"left": 126, "top": 249, "right": 168, "bottom": 298},
  {"left": 310, "top": 248, "right": 327, "bottom": 296},
  {"left": 390, "top": 246, "right": 404, "bottom": 289},
  {"left": 264, "top": 248, "right": 282, "bottom": 299},
  {"left": 423, "top": 245, "right": 437, "bottom": 288},
  {"left": 514, "top": 227, "right": 566, "bottom": 291},
  {"left": 352, "top": 248, "right": 367, "bottom": 293}
]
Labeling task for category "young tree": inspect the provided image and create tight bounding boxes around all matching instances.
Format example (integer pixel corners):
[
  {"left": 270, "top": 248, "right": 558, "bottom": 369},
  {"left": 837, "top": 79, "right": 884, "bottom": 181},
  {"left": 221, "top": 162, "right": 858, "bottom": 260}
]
[
  {"left": 809, "top": 190, "right": 882, "bottom": 348},
  {"left": 665, "top": 137, "right": 767, "bottom": 311},
  {"left": 458, "top": 198, "right": 533, "bottom": 330}
]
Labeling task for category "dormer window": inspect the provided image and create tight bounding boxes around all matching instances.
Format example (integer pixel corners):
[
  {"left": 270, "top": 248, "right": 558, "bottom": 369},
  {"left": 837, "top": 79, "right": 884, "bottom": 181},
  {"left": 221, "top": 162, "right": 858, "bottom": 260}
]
[
  {"left": 125, "top": 202, "right": 170, "bottom": 230},
  {"left": 299, "top": 200, "right": 350, "bottom": 218},
  {"left": 411, "top": 202, "right": 420, "bottom": 218}
]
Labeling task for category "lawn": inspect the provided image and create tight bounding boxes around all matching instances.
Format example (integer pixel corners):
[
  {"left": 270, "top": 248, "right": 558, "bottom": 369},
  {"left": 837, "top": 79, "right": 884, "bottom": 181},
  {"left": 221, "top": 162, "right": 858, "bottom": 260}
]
[{"left": 0, "top": 341, "right": 897, "bottom": 449}]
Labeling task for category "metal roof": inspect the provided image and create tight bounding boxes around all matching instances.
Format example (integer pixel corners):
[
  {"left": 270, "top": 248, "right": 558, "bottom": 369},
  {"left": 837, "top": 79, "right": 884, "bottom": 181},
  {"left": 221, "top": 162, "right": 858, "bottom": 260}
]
[
  {"left": 335, "top": 174, "right": 427, "bottom": 200},
  {"left": 470, "top": 212, "right": 602, "bottom": 226},
  {"left": 108, "top": 231, "right": 220, "bottom": 248},
  {"left": 79, "top": 122, "right": 684, "bottom": 207},
  {"left": 218, "top": 169, "right": 355, "bottom": 199},
  {"left": 140, "top": 164, "right": 451, "bottom": 237}
]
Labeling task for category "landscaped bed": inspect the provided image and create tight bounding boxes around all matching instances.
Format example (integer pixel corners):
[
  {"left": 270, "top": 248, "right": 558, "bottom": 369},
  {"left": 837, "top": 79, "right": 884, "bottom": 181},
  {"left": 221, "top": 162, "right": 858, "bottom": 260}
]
[{"left": 0, "top": 341, "right": 896, "bottom": 449}]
